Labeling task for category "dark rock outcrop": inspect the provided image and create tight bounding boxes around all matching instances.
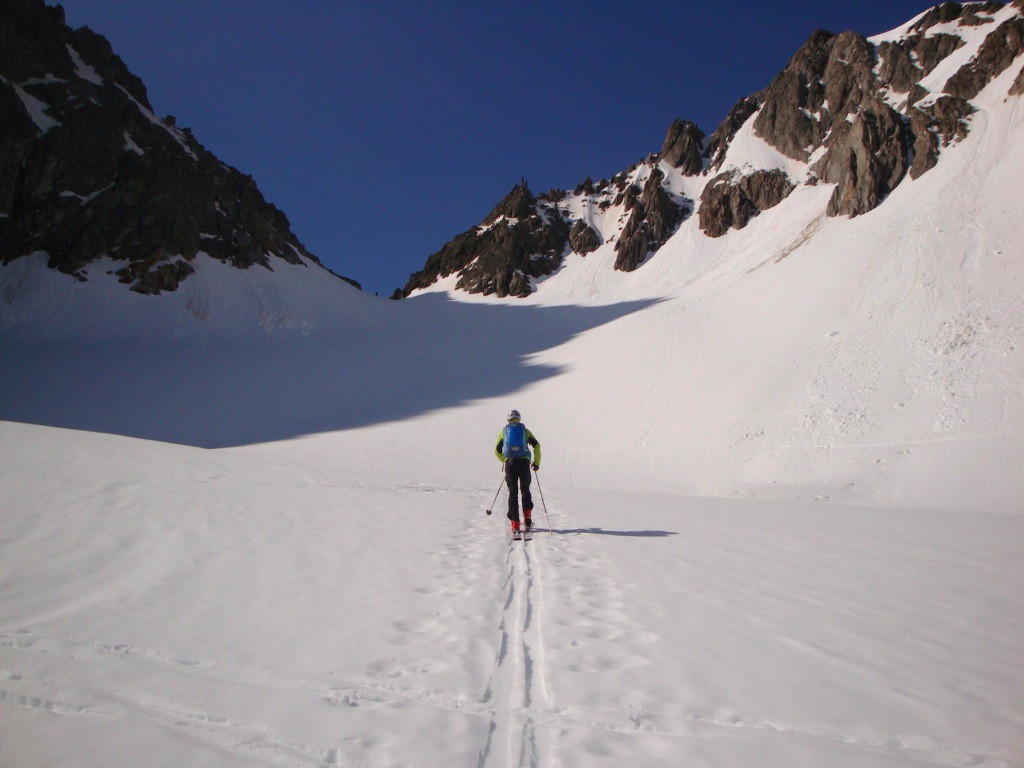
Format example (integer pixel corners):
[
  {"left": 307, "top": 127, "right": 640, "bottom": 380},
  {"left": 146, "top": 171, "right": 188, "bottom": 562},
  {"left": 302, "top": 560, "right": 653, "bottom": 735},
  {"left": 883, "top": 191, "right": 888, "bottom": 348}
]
[
  {"left": 116, "top": 259, "right": 195, "bottom": 295},
  {"left": 877, "top": 39, "right": 922, "bottom": 93},
  {"left": 822, "top": 32, "right": 879, "bottom": 119},
  {"left": 912, "top": 2, "right": 960, "bottom": 32},
  {"left": 0, "top": 0, "right": 354, "bottom": 294},
  {"left": 752, "top": 30, "right": 836, "bottom": 161},
  {"left": 945, "top": 15, "right": 1024, "bottom": 99},
  {"left": 749, "top": 13, "right": 993, "bottom": 217},
  {"left": 813, "top": 99, "right": 909, "bottom": 217},
  {"left": 568, "top": 220, "right": 601, "bottom": 255},
  {"left": 399, "top": 181, "right": 569, "bottom": 298},
  {"left": 915, "top": 34, "right": 968, "bottom": 75},
  {"left": 878, "top": 34, "right": 966, "bottom": 93},
  {"left": 658, "top": 119, "right": 705, "bottom": 175},
  {"left": 698, "top": 169, "right": 794, "bottom": 238},
  {"left": 910, "top": 2, "right": 996, "bottom": 34},
  {"left": 907, "top": 96, "right": 975, "bottom": 178},
  {"left": 754, "top": 29, "right": 880, "bottom": 162},
  {"left": 613, "top": 168, "right": 685, "bottom": 271},
  {"left": 484, "top": 177, "right": 537, "bottom": 223},
  {"left": 752, "top": 30, "right": 877, "bottom": 161}
]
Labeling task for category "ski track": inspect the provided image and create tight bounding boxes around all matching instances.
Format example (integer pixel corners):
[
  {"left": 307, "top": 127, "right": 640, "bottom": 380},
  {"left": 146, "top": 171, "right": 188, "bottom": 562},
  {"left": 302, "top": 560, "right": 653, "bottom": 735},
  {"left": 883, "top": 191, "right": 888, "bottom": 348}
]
[
  {"left": 475, "top": 530, "right": 555, "bottom": 768},
  {"left": 1, "top": 483, "right": 1018, "bottom": 767}
]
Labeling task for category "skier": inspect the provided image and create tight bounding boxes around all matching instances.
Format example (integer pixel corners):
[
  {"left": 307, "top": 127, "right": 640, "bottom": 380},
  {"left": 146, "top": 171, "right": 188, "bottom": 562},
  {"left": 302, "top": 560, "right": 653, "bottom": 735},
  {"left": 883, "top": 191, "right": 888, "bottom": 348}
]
[{"left": 495, "top": 409, "right": 541, "bottom": 535}]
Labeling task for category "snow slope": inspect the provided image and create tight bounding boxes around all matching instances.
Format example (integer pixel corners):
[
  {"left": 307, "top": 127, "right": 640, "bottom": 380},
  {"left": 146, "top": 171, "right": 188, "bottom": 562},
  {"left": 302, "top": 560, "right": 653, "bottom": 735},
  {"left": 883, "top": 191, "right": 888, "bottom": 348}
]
[
  {"left": 410, "top": 39, "right": 1024, "bottom": 514},
  {"left": 1, "top": 420, "right": 1021, "bottom": 768},
  {"left": 2, "top": 9, "right": 1024, "bottom": 768}
]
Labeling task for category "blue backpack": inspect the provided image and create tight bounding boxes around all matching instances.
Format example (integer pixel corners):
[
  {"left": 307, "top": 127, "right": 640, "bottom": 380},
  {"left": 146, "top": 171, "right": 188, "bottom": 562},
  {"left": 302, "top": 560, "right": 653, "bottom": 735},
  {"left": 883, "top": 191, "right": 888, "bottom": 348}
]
[{"left": 503, "top": 423, "right": 529, "bottom": 459}]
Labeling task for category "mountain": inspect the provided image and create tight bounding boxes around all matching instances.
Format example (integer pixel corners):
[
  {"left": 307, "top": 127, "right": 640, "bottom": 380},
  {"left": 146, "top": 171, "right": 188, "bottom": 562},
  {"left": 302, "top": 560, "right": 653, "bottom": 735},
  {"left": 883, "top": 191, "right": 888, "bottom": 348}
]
[
  {"left": 0, "top": 0, "right": 358, "bottom": 296},
  {"left": 397, "top": 0, "right": 1024, "bottom": 299},
  {"left": 1, "top": 1, "right": 1022, "bottom": 514}
]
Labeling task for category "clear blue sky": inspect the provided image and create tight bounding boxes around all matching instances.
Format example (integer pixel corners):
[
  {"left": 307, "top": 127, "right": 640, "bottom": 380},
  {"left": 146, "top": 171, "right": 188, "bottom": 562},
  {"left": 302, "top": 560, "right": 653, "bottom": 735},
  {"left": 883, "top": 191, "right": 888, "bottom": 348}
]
[{"left": 56, "top": 0, "right": 939, "bottom": 296}]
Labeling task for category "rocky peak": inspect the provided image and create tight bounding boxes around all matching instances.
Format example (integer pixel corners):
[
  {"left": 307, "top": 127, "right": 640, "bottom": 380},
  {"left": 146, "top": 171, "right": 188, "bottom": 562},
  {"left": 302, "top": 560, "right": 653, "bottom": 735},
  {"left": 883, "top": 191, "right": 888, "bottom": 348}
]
[
  {"left": 743, "top": 2, "right": 1022, "bottom": 220},
  {"left": 400, "top": 1, "right": 1024, "bottom": 297},
  {"left": 822, "top": 32, "right": 878, "bottom": 118},
  {"left": 397, "top": 180, "right": 569, "bottom": 299},
  {"left": 0, "top": 0, "right": 353, "bottom": 294},
  {"left": 658, "top": 119, "right": 705, "bottom": 175},
  {"left": 483, "top": 178, "right": 536, "bottom": 225},
  {"left": 753, "top": 29, "right": 879, "bottom": 162},
  {"left": 751, "top": 30, "right": 836, "bottom": 161}
]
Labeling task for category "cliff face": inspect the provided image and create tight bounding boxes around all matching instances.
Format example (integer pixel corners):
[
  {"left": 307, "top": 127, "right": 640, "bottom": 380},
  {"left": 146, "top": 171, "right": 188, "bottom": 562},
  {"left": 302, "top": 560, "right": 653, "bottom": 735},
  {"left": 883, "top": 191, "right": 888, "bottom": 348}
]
[
  {"left": 0, "top": 0, "right": 357, "bottom": 294},
  {"left": 400, "top": 2, "right": 1024, "bottom": 298},
  {"left": 398, "top": 181, "right": 569, "bottom": 299}
]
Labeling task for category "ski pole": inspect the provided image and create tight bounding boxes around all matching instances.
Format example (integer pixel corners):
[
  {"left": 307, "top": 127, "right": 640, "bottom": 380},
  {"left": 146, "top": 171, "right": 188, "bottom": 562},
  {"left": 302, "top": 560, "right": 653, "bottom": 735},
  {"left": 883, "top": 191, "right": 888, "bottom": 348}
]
[
  {"left": 533, "top": 468, "right": 552, "bottom": 532},
  {"left": 485, "top": 477, "right": 503, "bottom": 516}
]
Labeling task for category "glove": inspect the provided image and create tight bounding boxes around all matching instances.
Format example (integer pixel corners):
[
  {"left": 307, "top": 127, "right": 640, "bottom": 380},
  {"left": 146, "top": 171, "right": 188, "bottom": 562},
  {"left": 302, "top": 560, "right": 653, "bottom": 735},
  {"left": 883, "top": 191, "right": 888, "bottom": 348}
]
[{"left": 532, "top": 463, "right": 539, "bottom": 471}]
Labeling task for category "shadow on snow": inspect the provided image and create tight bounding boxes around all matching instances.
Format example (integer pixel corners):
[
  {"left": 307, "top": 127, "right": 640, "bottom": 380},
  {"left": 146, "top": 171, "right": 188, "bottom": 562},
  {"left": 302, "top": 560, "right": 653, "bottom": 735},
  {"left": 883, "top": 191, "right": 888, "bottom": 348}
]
[
  {"left": 0, "top": 293, "right": 660, "bottom": 448},
  {"left": 544, "top": 528, "right": 678, "bottom": 538}
]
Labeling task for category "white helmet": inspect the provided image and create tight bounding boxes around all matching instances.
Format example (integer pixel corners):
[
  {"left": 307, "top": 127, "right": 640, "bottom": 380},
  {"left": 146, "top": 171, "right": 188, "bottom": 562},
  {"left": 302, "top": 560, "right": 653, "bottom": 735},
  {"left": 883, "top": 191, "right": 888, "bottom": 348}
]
[{"left": 507, "top": 409, "right": 521, "bottom": 422}]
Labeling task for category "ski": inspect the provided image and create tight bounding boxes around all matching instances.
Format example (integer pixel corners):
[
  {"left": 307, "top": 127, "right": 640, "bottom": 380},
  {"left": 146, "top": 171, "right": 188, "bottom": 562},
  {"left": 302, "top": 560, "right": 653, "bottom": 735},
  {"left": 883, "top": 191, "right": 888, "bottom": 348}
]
[{"left": 512, "top": 530, "right": 522, "bottom": 542}]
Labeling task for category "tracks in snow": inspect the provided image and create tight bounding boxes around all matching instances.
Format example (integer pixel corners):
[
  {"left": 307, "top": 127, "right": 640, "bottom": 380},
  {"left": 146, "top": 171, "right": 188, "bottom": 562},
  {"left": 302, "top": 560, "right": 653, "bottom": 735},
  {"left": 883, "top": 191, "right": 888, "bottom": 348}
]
[{"left": 477, "top": 537, "right": 553, "bottom": 768}]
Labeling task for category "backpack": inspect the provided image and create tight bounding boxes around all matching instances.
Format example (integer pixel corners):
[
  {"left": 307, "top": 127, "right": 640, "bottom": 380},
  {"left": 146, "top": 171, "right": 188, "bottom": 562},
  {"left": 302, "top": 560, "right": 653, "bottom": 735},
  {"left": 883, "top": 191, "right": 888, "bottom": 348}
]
[{"left": 503, "top": 422, "right": 529, "bottom": 459}]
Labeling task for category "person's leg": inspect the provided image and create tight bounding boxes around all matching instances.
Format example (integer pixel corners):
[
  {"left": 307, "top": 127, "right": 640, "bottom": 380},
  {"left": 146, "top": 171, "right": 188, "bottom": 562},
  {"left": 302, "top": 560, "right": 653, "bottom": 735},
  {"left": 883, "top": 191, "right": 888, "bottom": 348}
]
[
  {"left": 505, "top": 462, "right": 520, "bottom": 531},
  {"left": 519, "top": 461, "right": 533, "bottom": 527}
]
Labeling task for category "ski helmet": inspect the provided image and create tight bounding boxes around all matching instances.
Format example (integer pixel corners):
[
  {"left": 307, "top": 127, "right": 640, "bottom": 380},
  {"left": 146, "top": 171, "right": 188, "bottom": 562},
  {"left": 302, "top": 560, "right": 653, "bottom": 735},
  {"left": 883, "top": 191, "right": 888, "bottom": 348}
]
[{"left": 507, "top": 409, "right": 522, "bottom": 422}]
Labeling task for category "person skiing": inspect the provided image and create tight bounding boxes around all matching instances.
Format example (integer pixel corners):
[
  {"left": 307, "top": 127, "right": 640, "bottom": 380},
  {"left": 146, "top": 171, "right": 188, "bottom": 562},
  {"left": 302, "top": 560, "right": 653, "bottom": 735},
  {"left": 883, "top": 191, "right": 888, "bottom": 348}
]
[{"left": 495, "top": 409, "right": 541, "bottom": 534}]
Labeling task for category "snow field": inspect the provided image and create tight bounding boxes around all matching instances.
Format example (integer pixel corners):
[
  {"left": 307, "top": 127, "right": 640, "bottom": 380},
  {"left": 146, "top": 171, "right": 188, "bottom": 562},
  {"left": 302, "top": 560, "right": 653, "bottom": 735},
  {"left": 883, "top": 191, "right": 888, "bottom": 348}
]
[{"left": 1, "top": 421, "right": 1022, "bottom": 767}]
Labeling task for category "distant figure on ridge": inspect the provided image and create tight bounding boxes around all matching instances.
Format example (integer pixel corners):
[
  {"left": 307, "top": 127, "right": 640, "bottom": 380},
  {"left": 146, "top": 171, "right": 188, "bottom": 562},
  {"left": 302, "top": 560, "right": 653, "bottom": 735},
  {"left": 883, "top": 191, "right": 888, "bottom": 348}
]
[{"left": 495, "top": 409, "right": 541, "bottom": 535}]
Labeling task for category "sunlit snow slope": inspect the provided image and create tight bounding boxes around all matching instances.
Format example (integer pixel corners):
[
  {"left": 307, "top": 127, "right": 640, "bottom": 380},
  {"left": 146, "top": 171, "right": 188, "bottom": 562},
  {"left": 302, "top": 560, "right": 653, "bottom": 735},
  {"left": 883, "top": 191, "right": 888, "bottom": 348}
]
[{"left": 408, "top": 33, "right": 1024, "bottom": 514}]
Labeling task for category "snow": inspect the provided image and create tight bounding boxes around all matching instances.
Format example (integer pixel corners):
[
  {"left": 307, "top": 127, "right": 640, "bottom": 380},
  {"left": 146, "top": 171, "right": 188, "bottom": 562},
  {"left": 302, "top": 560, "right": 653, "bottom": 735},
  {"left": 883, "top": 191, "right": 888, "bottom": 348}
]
[
  {"left": 66, "top": 44, "right": 103, "bottom": 85},
  {"left": 0, "top": 420, "right": 1021, "bottom": 768},
  {"left": 115, "top": 84, "right": 198, "bottom": 161},
  {"left": 871, "top": 3, "right": 1022, "bottom": 107},
  {"left": 478, "top": 216, "right": 521, "bottom": 234},
  {"left": 866, "top": 3, "right": 1008, "bottom": 45},
  {"left": 3, "top": 78, "right": 61, "bottom": 134},
  {"left": 122, "top": 131, "right": 145, "bottom": 156},
  {"left": 59, "top": 184, "right": 114, "bottom": 205},
  {"left": 2, "top": 10, "right": 1024, "bottom": 768},
  {"left": 712, "top": 109, "right": 810, "bottom": 181}
]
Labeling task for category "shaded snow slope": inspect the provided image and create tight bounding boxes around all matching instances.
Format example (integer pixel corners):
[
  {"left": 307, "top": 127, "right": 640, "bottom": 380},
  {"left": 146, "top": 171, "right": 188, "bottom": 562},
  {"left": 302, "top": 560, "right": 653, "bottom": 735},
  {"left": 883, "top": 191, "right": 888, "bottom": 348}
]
[{"left": 0, "top": 252, "right": 377, "bottom": 341}]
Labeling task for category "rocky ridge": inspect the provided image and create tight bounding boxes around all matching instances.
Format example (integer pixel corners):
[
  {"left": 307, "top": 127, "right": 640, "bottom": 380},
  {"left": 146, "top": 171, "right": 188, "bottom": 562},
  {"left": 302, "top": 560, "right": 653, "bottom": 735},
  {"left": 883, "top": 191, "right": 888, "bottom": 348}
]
[
  {"left": 0, "top": 0, "right": 357, "bottom": 294},
  {"left": 399, "top": 1, "right": 1024, "bottom": 299},
  {"left": 401, "top": 181, "right": 568, "bottom": 298}
]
